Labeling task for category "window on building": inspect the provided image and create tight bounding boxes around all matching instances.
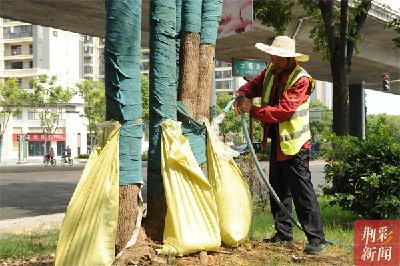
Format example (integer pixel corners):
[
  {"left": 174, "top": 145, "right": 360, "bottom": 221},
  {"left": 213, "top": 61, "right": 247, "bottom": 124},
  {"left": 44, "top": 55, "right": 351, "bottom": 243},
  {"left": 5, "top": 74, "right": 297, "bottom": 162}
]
[
  {"left": 215, "top": 60, "right": 231, "bottom": 68},
  {"left": 215, "top": 80, "right": 232, "bottom": 91},
  {"left": 141, "top": 50, "right": 150, "bottom": 61},
  {"left": 84, "top": 77, "right": 93, "bottom": 81},
  {"left": 84, "top": 57, "right": 92, "bottom": 64},
  {"left": 84, "top": 66, "right": 93, "bottom": 74},
  {"left": 84, "top": 35, "right": 92, "bottom": 44},
  {"left": 29, "top": 141, "right": 51, "bottom": 157},
  {"left": 17, "top": 78, "right": 22, "bottom": 88},
  {"left": 13, "top": 111, "right": 23, "bottom": 120},
  {"left": 28, "top": 109, "right": 42, "bottom": 120},
  {"left": 29, "top": 61, "right": 33, "bottom": 68},
  {"left": 99, "top": 66, "right": 105, "bottom": 76},
  {"left": 215, "top": 71, "right": 223, "bottom": 79},
  {"left": 84, "top": 46, "right": 93, "bottom": 54},
  {"left": 98, "top": 47, "right": 104, "bottom": 57},
  {"left": 11, "top": 61, "right": 23, "bottom": 69},
  {"left": 3, "top": 25, "right": 33, "bottom": 39},
  {"left": 141, "top": 62, "right": 149, "bottom": 71},
  {"left": 11, "top": 45, "right": 22, "bottom": 55},
  {"left": 57, "top": 141, "right": 66, "bottom": 156},
  {"left": 29, "top": 44, "right": 33, "bottom": 54},
  {"left": 223, "top": 70, "right": 232, "bottom": 78}
]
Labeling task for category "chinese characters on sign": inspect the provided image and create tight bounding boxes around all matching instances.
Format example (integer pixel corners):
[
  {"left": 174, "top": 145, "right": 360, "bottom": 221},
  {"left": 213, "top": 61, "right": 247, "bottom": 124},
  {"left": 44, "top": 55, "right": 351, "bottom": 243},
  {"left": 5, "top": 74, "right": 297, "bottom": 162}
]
[
  {"left": 232, "top": 58, "right": 267, "bottom": 77},
  {"left": 12, "top": 133, "right": 66, "bottom": 142},
  {"left": 354, "top": 220, "right": 399, "bottom": 265}
]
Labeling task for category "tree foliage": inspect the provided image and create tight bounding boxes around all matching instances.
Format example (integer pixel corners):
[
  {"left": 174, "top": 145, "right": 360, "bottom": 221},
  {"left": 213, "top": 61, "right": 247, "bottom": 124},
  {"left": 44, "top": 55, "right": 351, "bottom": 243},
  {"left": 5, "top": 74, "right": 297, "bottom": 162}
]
[
  {"left": 141, "top": 75, "right": 150, "bottom": 123},
  {"left": 386, "top": 18, "right": 400, "bottom": 49},
  {"left": 215, "top": 93, "right": 263, "bottom": 144},
  {"left": 309, "top": 100, "right": 332, "bottom": 141},
  {"left": 29, "top": 74, "right": 74, "bottom": 153},
  {"left": 254, "top": 0, "right": 294, "bottom": 35},
  {"left": 0, "top": 78, "right": 29, "bottom": 135},
  {"left": 367, "top": 114, "right": 400, "bottom": 143},
  {"left": 76, "top": 75, "right": 149, "bottom": 148},
  {"left": 253, "top": 0, "right": 372, "bottom": 136},
  {"left": 323, "top": 120, "right": 400, "bottom": 219},
  {"left": 76, "top": 80, "right": 106, "bottom": 134}
]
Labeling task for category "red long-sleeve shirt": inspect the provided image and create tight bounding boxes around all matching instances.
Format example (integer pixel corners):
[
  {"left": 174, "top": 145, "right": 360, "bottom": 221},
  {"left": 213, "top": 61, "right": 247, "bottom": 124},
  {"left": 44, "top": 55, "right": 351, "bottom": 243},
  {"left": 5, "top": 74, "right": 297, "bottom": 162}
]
[{"left": 236, "top": 63, "right": 312, "bottom": 161}]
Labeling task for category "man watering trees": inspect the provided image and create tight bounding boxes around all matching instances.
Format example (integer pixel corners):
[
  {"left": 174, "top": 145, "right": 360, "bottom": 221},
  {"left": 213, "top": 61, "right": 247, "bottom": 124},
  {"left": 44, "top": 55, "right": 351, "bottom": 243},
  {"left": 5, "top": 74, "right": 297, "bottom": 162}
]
[{"left": 234, "top": 36, "right": 325, "bottom": 254}]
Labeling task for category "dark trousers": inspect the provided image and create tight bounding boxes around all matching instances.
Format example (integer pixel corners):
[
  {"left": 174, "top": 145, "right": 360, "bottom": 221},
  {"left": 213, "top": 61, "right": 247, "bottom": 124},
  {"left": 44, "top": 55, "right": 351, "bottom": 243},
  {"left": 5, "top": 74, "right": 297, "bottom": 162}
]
[{"left": 269, "top": 148, "right": 325, "bottom": 244}]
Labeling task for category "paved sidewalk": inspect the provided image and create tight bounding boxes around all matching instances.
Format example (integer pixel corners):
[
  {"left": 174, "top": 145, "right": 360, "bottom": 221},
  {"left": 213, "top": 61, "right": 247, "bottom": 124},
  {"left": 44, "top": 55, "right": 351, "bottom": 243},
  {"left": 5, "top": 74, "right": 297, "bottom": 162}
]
[{"left": 0, "top": 213, "right": 64, "bottom": 237}]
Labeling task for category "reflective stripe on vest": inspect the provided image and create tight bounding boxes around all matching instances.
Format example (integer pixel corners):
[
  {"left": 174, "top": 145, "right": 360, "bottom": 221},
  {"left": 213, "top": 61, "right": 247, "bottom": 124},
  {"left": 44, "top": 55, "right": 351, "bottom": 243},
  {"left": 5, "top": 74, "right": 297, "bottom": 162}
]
[{"left": 261, "top": 63, "right": 315, "bottom": 155}]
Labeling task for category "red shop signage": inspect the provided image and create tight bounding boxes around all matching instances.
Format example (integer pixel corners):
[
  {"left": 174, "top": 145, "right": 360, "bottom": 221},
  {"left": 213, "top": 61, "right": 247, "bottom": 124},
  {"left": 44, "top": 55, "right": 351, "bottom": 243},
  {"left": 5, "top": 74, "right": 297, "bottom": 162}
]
[{"left": 13, "top": 133, "right": 66, "bottom": 142}]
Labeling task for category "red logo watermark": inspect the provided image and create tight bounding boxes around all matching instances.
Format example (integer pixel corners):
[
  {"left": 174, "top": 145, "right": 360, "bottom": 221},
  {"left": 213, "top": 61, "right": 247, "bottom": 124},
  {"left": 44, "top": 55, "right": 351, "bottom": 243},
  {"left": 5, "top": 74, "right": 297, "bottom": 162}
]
[{"left": 354, "top": 220, "right": 400, "bottom": 265}]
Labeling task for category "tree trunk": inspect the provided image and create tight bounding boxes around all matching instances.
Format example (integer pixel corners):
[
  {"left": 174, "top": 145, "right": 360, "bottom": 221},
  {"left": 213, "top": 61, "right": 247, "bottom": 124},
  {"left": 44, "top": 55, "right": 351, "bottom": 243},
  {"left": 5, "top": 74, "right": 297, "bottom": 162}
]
[
  {"left": 196, "top": 44, "right": 214, "bottom": 121},
  {"left": 144, "top": 189, "right": 166, "bottom": 242},
  {"left": 331, "top": 63, "right": 349, "bottom": 136},
  {"left": 178, "top": 32, "right": 200, "bottom": 118},
  {"left": 115, "top": 185, "right": 141, "bottom": 254},
  {"left": 105, "top": 0, "right": 143, "bottom": 253},
  {"left": 146, "top": 0, "right": 177, "bottom": 242}
]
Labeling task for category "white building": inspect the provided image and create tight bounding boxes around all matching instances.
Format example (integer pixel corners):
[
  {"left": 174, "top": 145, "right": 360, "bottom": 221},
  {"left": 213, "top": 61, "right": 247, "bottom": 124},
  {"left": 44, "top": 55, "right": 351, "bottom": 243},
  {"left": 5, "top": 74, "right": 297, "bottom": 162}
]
[{"left": 0, "top": 18, "right": 87, "bottom": 163}]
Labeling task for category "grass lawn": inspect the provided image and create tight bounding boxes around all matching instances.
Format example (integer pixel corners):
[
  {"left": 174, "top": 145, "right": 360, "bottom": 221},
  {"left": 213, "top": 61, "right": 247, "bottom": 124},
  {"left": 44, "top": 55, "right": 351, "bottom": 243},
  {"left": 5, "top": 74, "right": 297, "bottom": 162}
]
[{"left": 0, "top": 197, "right": 357, "bottom": 265}]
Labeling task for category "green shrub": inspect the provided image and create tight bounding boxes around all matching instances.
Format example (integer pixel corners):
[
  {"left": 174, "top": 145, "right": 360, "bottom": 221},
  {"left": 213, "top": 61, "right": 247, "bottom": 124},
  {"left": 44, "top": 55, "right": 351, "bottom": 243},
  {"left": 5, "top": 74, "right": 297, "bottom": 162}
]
[
  {"left": 323, "top": 121, "right": 400, "bottom": 219},
  {"left": 78, "top": 154, "right": 89, "bottom": 159},
  {"left": 141, "top": 152, "right": 148, "bottom": 161}
]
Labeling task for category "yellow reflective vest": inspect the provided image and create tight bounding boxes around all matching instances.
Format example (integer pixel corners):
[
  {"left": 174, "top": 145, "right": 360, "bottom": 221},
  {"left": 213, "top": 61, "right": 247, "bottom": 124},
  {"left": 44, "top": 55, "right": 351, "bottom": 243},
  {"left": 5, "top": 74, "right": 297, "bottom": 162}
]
[{"left": 261, "top": 64, "right": 315, "bottom": 156}]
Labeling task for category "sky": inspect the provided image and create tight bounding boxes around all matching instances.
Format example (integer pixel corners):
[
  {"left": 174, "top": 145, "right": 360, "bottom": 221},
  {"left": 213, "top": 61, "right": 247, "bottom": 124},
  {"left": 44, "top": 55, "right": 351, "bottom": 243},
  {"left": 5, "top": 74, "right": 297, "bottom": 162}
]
[
  {"left": 364, "top": 0, "right": 400, "bottom": 115},
  {"left": 365, "top": 90, "right": 400, "bottom": 115}
]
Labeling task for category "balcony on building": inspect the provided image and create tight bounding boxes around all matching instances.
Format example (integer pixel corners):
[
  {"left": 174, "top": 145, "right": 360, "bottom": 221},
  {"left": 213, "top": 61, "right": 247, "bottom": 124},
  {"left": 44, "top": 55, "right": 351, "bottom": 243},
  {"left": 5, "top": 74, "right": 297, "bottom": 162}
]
[
  {"left": 83, "top": 46, "right": 94, "bottom": 56},
  {"left": 3, "top": 25, "right": 33, "bottom": 40},
  {"left": 4, "top": 44, "right": 33, "bottom": 61},
  {"left": 83, "top": 35, "right": 93, "bottom": 44},
  {"left": 83, "top": 57, "right": 93, "bottom": 65}
]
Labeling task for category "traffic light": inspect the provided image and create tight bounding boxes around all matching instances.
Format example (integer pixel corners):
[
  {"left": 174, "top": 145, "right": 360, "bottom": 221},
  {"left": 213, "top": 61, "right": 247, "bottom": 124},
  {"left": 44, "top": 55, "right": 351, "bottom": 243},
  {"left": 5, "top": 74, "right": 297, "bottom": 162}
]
[
  {"left": 382, "top": 73, "right": 390, "bottom": 92},
  {"left": 24, "top": 135, "right": 29, "bottom": 141},
  {"left": 17, "top": 135, "right": 20, "bottom": 142}
]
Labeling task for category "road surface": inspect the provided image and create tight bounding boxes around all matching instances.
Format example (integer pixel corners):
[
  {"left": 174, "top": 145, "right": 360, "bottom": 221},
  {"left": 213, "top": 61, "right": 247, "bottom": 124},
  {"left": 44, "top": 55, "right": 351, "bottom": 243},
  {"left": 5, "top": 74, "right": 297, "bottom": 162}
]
[{"left": 0, "top": 161, "right": 326, "bottom": 220}]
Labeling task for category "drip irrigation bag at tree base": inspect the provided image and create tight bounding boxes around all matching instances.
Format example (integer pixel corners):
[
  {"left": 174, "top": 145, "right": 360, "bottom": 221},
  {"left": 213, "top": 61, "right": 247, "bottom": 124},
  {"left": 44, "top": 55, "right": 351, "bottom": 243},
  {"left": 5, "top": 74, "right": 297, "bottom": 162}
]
[
  {"left": 205, "top": 121, "right": 252, "bottom": 246},
  {"left": 160, "top": 120, "right": 221, "bottom": 255},
  {"left": 55, "top": 125, "right": 120, "bottom": 266}
]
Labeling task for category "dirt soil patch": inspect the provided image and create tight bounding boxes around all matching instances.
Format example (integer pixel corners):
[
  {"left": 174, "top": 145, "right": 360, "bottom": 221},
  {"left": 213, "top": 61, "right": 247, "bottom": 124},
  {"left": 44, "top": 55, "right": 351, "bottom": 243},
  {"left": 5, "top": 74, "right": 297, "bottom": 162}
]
[{"left": 1, "top": 239, "right": 352, "bottom": 266}]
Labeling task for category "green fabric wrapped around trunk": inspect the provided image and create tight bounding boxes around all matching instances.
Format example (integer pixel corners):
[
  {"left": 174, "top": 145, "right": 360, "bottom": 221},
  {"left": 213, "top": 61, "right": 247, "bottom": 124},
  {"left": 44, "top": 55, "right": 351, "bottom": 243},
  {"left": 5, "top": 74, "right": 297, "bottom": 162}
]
[
  {"left": 148, "top": 0, "right": 177, "bottom": 192},
  {"left": 182, "top": 0, "right": 202, "bottom": 33},
  {"left": 105, "top": 0, "right": 142, "bottom": 185},
  {"left": 200, "top": 0, "right": 223, "bottom": 45}
]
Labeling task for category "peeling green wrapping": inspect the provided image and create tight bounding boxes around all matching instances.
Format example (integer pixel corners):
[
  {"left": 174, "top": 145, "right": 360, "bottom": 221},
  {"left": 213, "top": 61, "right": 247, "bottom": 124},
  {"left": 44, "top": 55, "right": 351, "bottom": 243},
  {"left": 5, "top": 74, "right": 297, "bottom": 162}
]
[
  {"left": 148, "top": 0, "right": 177, "bottom": 192},
  {"left": 105, "top": 0, "right": 142, "bottom": 184},
  {"left": 200, "top": 0, "right": 223, "bottom": 44},
  {"left": 177, "top": 102, "right": 207, "bottom": 165},
  {"left": 182, "top": 0, "right": 202, "bottom": 33}
]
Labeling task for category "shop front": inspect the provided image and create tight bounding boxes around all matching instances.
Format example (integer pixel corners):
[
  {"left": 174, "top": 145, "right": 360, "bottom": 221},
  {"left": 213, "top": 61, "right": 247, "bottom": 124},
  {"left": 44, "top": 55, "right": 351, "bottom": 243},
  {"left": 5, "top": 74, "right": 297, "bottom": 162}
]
[{"left": 12, "top": 133, "right": 66, "bottom": 157}]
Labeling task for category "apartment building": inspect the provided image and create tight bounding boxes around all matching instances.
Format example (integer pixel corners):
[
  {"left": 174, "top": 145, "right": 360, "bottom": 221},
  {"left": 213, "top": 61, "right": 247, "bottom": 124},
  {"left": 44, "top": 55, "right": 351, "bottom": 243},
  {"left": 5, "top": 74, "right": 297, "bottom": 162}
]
[
  {"left": 82, "top": 35, "right": 105, "bottom": 82},
  {"left": 0, "top": 18, "right": 87, "bottom": 163}
]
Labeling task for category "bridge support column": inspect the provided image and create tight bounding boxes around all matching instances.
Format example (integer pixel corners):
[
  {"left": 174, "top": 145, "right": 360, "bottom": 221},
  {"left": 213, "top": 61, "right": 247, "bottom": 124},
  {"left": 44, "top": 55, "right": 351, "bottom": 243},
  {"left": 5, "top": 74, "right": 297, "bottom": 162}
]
[{"left": 349, "top": 83, "right": 365, "bottom": 140}]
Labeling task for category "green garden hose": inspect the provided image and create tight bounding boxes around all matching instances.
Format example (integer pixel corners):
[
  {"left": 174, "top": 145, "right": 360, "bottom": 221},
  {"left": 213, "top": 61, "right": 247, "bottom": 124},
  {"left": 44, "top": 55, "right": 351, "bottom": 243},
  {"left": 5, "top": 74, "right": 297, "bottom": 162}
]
[{"left": 220, "top": 98, "right": 334, "bottom": 245}]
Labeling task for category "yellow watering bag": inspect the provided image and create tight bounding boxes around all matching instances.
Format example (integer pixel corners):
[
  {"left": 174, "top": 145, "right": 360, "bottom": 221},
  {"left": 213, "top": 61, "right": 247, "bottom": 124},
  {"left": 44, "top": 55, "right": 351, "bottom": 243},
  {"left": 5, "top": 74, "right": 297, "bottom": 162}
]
[
  {"left": 160, "top": 120, "right": 221, "bottom": 255},
  {"left": 206, "top": 121, "right": 252, "bottom": 246},
  {"left": 55, "top": 125, "right": 120, "bottom": 266}
]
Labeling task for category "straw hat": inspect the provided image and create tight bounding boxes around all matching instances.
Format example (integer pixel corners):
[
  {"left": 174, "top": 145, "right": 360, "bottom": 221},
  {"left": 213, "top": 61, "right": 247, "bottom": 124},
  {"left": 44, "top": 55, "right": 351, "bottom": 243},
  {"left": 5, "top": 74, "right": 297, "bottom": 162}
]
[{"left": 255, "top": 36, "right": 309, "bottom": 62}]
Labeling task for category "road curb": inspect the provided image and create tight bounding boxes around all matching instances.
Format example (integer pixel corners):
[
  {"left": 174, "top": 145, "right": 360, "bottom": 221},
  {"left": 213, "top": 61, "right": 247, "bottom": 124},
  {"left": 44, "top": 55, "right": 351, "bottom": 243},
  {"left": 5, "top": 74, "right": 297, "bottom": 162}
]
[{"left": 0, "top": 213, "right": 64, "bottom": 237}]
